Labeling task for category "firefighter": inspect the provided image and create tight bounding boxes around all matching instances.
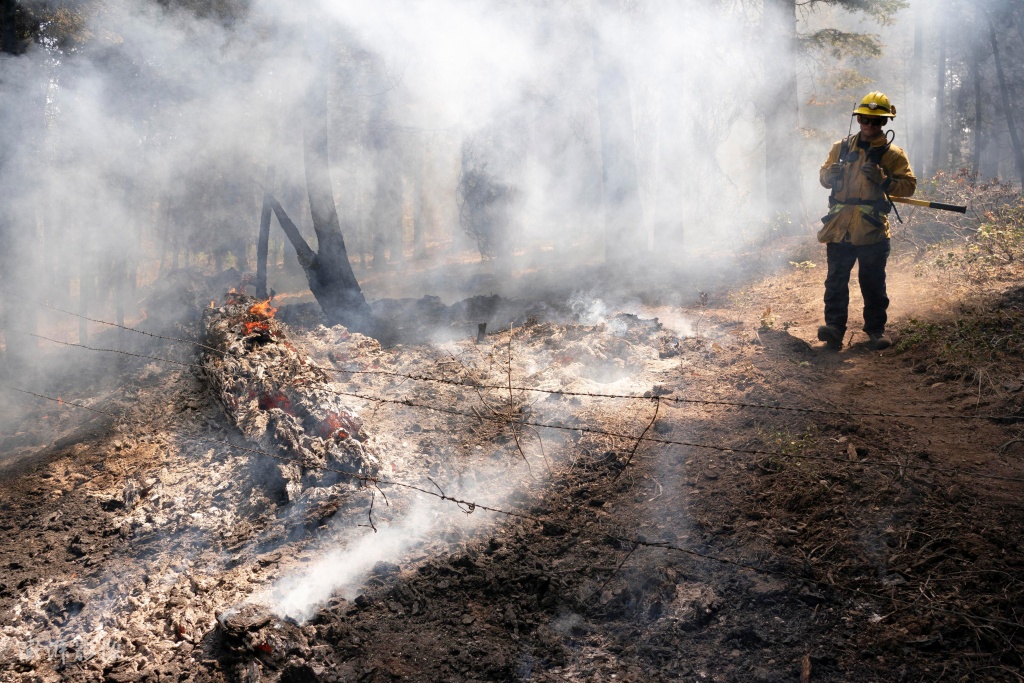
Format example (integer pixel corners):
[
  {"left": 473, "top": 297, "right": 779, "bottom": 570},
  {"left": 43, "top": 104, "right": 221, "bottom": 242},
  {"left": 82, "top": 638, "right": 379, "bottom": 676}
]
[{"left": 817, "top": 91, "right": 917, "bottom": 351}]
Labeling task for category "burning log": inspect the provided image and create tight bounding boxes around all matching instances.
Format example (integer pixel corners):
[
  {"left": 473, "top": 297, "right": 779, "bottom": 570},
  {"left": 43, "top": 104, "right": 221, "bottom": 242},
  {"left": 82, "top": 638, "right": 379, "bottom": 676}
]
[{"left": 201, "top": 293, "right": 379, "bottom": 502}]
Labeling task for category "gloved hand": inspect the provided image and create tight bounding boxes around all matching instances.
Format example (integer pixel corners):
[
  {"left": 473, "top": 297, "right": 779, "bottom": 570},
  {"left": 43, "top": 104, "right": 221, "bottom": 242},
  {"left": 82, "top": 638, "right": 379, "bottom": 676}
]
[
  {"left": 861, "top": 163, "right": 885, "bottom": 185},
  {"left": 825, "top": 163, "right": 843, "bottom": 184}
]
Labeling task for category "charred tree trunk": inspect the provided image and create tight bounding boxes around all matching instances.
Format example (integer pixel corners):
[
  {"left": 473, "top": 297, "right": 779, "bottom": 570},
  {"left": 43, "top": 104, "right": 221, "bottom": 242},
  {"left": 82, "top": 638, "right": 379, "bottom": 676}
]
[
  {"left": 989, "top": 15, "right": 1024, "bottom": 187},
  {"left": 290, "top": 19, "right": 374, "bottom": 334},
  {"left": 256, "top": 163, "right": 275, "bottom": 299}
]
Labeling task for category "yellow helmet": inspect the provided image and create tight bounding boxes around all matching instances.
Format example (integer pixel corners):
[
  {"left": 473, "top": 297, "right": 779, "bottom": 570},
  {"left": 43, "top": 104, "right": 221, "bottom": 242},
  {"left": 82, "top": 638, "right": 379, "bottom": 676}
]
[{"left": 852, "top": 91, "right": 896, "bottom": 119}]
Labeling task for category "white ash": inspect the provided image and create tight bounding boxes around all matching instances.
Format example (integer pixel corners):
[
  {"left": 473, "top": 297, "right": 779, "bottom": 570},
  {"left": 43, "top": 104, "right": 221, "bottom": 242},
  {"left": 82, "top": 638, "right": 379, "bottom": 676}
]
[{"left": 200, "top": 295, "right": 380, "bottom": 502}]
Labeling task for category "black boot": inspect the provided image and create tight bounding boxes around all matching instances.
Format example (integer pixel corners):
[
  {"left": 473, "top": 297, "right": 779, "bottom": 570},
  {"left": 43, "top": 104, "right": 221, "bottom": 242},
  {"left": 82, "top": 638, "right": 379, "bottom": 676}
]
[{"left": 817, "top": 325, "right": 843, "bottom": 350}]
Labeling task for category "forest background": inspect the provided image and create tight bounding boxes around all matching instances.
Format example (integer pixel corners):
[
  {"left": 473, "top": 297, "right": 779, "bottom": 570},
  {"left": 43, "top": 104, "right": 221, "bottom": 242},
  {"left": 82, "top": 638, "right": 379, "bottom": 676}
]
[{"left": 0, "top": 0, "right": 1021, "bottom": 362}]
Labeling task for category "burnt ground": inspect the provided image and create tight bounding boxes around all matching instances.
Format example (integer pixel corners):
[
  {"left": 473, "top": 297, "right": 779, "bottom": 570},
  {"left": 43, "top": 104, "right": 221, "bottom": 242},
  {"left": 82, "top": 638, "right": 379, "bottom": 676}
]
[{"left": 1, "top": 243, "right": 1023, "bottom": 683}]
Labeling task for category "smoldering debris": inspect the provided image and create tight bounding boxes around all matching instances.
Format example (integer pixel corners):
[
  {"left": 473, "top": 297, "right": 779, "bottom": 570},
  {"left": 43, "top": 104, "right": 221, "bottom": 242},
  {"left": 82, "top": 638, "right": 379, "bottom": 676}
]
[
  {"left": 200, "top": 293, "right": 379, "bottom": 503},
  {"left": 216, "top": 605, "right": 315, "bottom": 682},
  {"left": 1, "top": 282, "right": 707, "bottom": 682}
]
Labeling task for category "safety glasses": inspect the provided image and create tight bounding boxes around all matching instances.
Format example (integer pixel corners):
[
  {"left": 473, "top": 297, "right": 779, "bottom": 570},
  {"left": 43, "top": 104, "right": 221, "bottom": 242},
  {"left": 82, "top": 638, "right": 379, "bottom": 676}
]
[{"left": 857, "top": 115, "right": 887, "bottom": 126}]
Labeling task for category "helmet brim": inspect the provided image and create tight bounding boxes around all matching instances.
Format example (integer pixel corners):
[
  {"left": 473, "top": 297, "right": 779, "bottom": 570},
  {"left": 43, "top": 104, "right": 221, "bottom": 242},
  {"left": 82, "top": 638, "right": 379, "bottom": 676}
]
[{"left": 852, "top": 104, "right": 894, "bottom": 118}]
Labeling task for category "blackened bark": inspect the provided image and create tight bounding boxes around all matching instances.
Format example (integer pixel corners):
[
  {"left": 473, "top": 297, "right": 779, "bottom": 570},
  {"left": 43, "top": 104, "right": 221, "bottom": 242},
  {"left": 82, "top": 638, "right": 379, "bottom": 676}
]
[
  {"left": 268, "top": 196, "right": 316, "bottom": 267},
  {"left": 269, "top": 195, "right": 373, "bottom": 335},
  {"left": 299, "top": 19, "right": 374, "bottom": 334},
  {"left": 256, "top": 163, "right": 275, "bottom": 299},
  {"left": 1, "top": 0, "right": 18, "bottom": 54}
]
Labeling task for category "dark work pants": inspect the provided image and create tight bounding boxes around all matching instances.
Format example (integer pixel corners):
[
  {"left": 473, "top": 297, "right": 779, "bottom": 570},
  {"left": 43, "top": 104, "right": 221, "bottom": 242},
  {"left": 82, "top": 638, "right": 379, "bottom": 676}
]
[{"left": 823, "top": 239, "right": 890, "bottom": 335}]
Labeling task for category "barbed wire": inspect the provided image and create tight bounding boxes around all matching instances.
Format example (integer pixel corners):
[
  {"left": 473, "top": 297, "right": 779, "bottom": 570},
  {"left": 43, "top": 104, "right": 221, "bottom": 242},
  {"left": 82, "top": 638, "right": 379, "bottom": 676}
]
[
  {"left": 3, "top": 382, "right": 1022, "bottom": 634},
  {"left": 327, "top": 365, "right": 1022, "bottom": 422},
  {"left": 22, "top": 300, "right": 1024, "bottom": 422},
  {"left": 31, "top": 300, "right": 228, "bottom": 358},
  {"left": 7, "top": 329, "right": 1024, "bottom": 486}
]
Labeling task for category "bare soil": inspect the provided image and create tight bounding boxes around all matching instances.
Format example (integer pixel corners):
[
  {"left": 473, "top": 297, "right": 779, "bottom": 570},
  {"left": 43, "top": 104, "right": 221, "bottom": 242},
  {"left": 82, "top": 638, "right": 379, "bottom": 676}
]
[{"left": 1, "top": 243, "right": 1023, "bottom": 683}]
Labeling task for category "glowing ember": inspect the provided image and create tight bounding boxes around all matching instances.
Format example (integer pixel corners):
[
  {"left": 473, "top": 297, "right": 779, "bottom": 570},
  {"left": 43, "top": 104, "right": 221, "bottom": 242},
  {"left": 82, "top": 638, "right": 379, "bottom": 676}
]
[
  {"left": 316, "top": 412, "right": 358, "bottom": 440},
  {"left": 259, "top": 392, "right": 294, "bottom": 414},
  {"left": 244, "top": 320, "right": 271, "bottom": 336}
]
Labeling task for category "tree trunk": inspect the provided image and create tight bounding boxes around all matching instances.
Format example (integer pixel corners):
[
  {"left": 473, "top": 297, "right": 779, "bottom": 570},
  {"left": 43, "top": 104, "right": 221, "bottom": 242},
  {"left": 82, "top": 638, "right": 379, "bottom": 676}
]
[
  {"left": 292, "top": 17, "right": 373, "bottom": 334},
  {"left": 651, "top": 87, "right": 686, "bottom": 252},
  {"left": 930, "top": 9, "right": 947, "bottom": 177},
  {"left": 412, "top": 147, "right": 428, "bottom": 260},
  {"left": 911, "top": 4, "right": 924, "bottom": 164},
  {"left": 989, "top": 15, "right": 1024, "bottom": 186},
  {"left": 256, "top": 163, "right": 275, "bottom": 299},
  {"left": 0, "top": 31, "right": 45, "bottom": 375},
  {"left": 1, "top": 0, "right": 19, "bottom": 54},
  {"left": 592, "top": 16, "right": 646, "bottom": 263},
  {"left": 762, "top": 0, "right": 803, "bottom": 232},
  {"left": 971, "top": 5, "right": 984, "bottom": 179},
  {"left": 78, "top": 249, "right": 90, "bottom": 345},
  {"left": 367, "top": 88, "right": 403, "bottom": 270}
]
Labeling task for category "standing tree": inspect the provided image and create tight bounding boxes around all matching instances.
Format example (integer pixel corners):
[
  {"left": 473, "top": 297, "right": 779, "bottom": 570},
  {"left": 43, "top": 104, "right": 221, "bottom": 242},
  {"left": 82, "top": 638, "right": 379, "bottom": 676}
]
[
  {"left": 763, "top": 0, "right": 803, "bottom": 230},
  {"left": 763, "top": 0, "right": 907, "bottom": 229},
  {"left": 591, "top": 0, "right": 646, "bottom": 263},
  {"left": 911, "top": 3, "right": 925, "bottom": 165},
  {"left": 255, "top": 162, "right": 275, "bottom": 300},
  {"left": 0, "top": 0, "right": 50, "bottom": 373},
  {"left": 930, "top": 5, "right": 948, "bottom": 177},
  {"left": 987, "top": 8, "right": 1024, "bottom": 186},
  {"left": 269, "top": 17, "right": 374, "bottom": 335}
]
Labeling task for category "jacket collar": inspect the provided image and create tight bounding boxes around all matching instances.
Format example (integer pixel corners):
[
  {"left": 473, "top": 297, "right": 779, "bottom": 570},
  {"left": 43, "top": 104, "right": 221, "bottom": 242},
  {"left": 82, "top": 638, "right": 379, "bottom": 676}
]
[{"left": 855, "top": 132, "right": 889, "bottom": 148}]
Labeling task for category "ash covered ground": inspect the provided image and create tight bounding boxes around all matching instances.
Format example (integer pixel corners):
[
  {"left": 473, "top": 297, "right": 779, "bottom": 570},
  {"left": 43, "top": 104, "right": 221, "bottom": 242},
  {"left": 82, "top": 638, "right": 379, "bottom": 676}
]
[{"left": 1, "top": 258, "right": 1023, "bottom": 683}]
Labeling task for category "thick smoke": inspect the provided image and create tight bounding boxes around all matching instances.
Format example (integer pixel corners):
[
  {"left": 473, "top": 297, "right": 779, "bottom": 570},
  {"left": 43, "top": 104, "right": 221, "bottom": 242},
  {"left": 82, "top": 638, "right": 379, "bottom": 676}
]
[
  {"left": 259, "top": 493, "right": 502, "bottom": 623},
  {"left": 0, "top": 1, "right": 789, "bottom": 329},
  {"left": 1, "top": 0, "right": 944, "bottom": 465}
]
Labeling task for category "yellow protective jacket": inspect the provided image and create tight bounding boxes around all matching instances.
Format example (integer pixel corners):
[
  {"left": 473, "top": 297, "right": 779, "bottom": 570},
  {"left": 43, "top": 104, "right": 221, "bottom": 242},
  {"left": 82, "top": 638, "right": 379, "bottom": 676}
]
[{"left": 818, "top": 133, "right": 916, "bottom": 245}]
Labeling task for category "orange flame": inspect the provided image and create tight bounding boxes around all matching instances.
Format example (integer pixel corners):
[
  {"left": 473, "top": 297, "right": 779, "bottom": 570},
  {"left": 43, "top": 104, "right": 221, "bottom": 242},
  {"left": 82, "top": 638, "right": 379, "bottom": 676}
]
[{"left": 249, "top": 299, "right": 278, "bottom": 319}]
